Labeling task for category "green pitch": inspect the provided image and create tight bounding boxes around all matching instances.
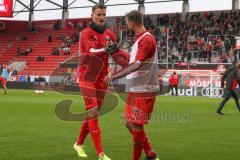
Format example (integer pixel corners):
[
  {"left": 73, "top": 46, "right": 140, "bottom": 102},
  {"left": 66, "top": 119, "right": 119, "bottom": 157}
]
[{"left": 0, "top": 89, "right": 239, "bottom": 160}]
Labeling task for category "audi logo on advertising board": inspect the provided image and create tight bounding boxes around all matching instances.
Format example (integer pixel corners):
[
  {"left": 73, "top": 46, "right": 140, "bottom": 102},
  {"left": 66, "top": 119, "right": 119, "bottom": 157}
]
[
  {"left": 201, "top": 87, "right": 223, "bottom": 97},
  {"left": 176, "top": 87, "right": 223, "bottom": 97}
]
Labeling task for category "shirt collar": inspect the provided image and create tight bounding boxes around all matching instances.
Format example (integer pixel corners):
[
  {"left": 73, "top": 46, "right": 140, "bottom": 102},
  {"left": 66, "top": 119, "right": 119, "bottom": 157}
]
[{"left": 135, "top": 30, "right": 148, "bottom": 41}]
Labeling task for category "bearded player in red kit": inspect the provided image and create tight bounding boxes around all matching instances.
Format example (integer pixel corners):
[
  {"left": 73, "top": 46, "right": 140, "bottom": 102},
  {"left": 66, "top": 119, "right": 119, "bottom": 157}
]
[
  {"left": 104, "top": 10, "right": 160, "bottom": 160},
  {"left": 73, "top": 4, "right": 129, "bottom": 160}
]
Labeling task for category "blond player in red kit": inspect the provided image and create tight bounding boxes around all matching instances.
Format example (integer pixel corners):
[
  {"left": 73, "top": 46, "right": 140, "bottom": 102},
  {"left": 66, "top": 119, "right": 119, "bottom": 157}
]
[{"left": 74, "top": 4, "right": 129, "bottom": 160}]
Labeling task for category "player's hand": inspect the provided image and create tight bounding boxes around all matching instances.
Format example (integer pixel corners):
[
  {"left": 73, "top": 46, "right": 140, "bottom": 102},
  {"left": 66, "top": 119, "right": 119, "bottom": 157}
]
[
  {"left": 105, "top": 36, "right": 118, "bottom": 54},
  {"left": 104, "top": 73, "right": 113, "bottom": 85},
  {"left": 106, "top": 42, "right": 118, "bottom": 54}
]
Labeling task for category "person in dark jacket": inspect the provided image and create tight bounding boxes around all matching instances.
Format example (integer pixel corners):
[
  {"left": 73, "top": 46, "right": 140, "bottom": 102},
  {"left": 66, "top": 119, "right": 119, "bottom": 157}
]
[{"left": 216, "top": 60, "right": 240, "bottom": 115}]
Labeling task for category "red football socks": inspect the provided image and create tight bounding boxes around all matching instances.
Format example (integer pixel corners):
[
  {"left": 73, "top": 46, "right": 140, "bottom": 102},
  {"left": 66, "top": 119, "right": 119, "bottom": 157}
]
[
  {"left": 143, "top": 131, "right": 156, "bottom": 157},
  {"left": 132, "top": 130, "right": 145, "bottom": 160},
  {"left": 128, "top": 128, "right": 155, "bottom": 157},
  {"left": 77, "top": 119, "right": 89, "bottom": 145},
  {"left": 88, "top": 118, "right": 104, "bottom": 155}
]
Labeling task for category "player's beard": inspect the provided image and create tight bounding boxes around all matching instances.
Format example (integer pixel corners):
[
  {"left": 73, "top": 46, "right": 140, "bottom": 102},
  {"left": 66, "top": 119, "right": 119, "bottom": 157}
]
[
  {"left": 89, "top": 21, "right": 106, "bottom": 34},
  {"left": 128, "top": 26, "right": 135, "bottom": 37}
]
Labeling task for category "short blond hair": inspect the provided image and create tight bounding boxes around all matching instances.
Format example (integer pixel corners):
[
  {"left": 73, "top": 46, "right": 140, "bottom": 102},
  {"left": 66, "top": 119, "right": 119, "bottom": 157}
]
[{"left": 92, "top": 4, "right": 107, "bottom": 13}]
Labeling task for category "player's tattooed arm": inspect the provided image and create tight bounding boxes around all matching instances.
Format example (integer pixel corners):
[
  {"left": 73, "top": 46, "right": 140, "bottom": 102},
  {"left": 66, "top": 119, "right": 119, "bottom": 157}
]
[
  {"left": 111, "top": 50, "right": 130, "bottom": 67},
  {"left": 104, "top": 60, "right": 142, "bottom": 84}
]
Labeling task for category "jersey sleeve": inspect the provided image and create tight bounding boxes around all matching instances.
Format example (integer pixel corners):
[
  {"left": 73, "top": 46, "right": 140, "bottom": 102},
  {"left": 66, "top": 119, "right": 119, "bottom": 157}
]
[
  {"left": 136, "top": 36, "right": 156, "bottom": 62},
  {"left": 108, "top": 30, "right": 116, "bottom": 43},
  {"left": 111, "top": 49, "right": 130, "bottom": 67}
]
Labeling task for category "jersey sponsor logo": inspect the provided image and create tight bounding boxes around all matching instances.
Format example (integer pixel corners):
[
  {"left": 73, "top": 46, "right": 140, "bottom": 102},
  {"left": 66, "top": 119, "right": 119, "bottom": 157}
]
[{"left": 89, "top": 48, "right": 105, "bottom": 53}]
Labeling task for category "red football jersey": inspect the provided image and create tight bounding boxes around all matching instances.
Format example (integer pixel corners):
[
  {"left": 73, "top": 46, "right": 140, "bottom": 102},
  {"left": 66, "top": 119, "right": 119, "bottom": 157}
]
[
  {"left": 79, "top": 26, "right": 115, "bottom": 83},
  {"left": 135, "top": 31, "right": 156, "bottom": 62},
  {"left": 169, "top": 75, "right": 179, "bottom": 85}
]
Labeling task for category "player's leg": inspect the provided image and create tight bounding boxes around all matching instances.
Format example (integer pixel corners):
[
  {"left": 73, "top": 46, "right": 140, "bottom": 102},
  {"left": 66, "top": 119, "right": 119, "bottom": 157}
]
[
  {"left": 137, "top": 94, "right": 159, "bottom": 160},
  {"left": 87, "top": 107, "right": 103, "bottom": 155},
  {"left": 0, "top": 77, "right": 2, "bottom": 93},
  {"left": 125, "top": 121, "right": 156, "bottom": 158},
  {"left": 175, "top": 85, "right": 178, "bottom": 96},
  {"left": 131, "top": 123, "right": 145, "bottom": 160},
  {"left": 87, "top": 107, "right": 111, "bottom": 160},
  {"left": 2, "top": 78, "right": 7, "bottom": 95},
  {"left": 76, "top": 117, "right": 89, "bottom": 145},
  {"left": 95, "top": 83, "right": 111, "bottom": 160},
  {"left": 125, "top": 93, "right": 159, "bottom": 160},
  {"left": 130, "top": 124, "right": 159, "bottom": 160},
  {"left": 124, "top": 93, "right": 144, "bottom": 160},
  {"left": 160, "top": 84, "right": 163, "bottom": 95},
  {"left": 78, "top": 82, "right": 106, "bottom": 147},
  {"left": 171, "top": 85, "right": 174, "bottom": 96},
  {"left": 216, "top": 89, "right": 232, "bottom": 114},
  {"left": 82, "top": 82, "right": 110, "bottom": 159},
  {"left": 74, "top": 100, "right": 90, "bottom": 156},
  {"left": 74, "top": 82, "right": 98, "bottom": 157},
  {"left": 232, "top": 91, "right": 240, "bottom": 112},
  {"left": 167, "top": 85, "right": 171, "bottom": 95},
  {"left": 3, "top": 86, "right": 7, "bottom": 95}
]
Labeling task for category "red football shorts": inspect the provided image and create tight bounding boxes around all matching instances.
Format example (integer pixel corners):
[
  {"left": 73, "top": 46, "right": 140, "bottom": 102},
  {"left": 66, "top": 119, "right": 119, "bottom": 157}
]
[
  {"left": 79, "top": 81, "right": 107, "bottom": 110},
  {"left": 0, "top": 77, "right": 7, "bottom": 86},
  {"left": 124, "top": 92, "right": 157, "bottom": 125}
]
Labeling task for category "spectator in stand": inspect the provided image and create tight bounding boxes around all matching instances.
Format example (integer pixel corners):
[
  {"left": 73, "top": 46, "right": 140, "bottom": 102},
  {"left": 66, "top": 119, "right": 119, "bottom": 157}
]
[
  {"left": 72, "top": 32, "right": 79, "bottom": 44},
  {"left": 82, "top": 21, "right": 87, "bottom": 29},
  {"left": 52, "top": 47, "right": 60, "bottom": 55},
  {"left": 21, "top": 36, "right": 27, "bottom": 41},
  {"left": 206, "top": 42, "right": 212, "bottom": 62},
  {"left": 136, "top": 11, "right": 240, "bottom": 63},
  {"left": 30, "top": 26, "right": 38, "bottom": 33},
  {"left": 73, "top": 21, "right": 78, "bottom": 28},
  {"left": 20, "top": 47, "right": 32, "bottom": 56},
  {"left": 59, "top": 37, "right": 72, "bottom": 55},
  {"left": 48, "top": 35, "right": 52, "bottom": 42},
  {"left": 63, "top": 47, "right": 71, "bottom": 55},
  {"left": 221, "top": 54, "right": 228, "bottom": 63},
  {"left": 16, "top": 46, "right": 21, "bottom": 56},
  {"left": 234, "top": 48, "right": 240, "bottom": 60},
  {"left": 53, "top": 20, "right": 60, "bottom": 31},
  {"left": 36, "top": 55, "right": 45, "bottom": 62},
  {"left": 26, "top": 47, "right": 32, "bottom": 55}
]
